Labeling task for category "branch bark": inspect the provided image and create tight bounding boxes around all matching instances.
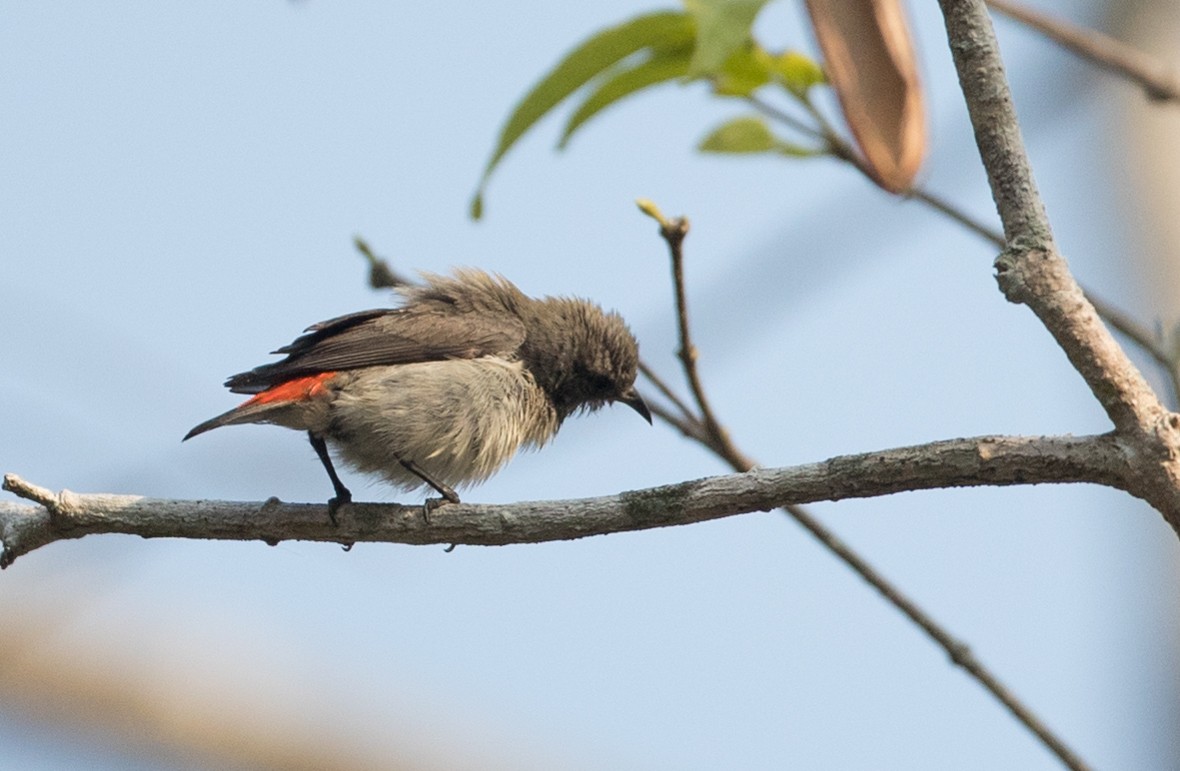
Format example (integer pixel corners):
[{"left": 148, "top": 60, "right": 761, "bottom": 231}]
[
  {"left": 938, "top": 0, "right": 1180, "bottom": 532},
  {"left": 1, "top": 433, "right": 1131, "bottom": 567}
]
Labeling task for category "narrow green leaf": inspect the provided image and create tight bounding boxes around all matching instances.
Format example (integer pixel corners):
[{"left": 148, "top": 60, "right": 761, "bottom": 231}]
[
  {"left": 683, "top": 0, "right": 771, "bottom": 78},
  {"left": 772, "top": 50, "right": 825, "bottom": 96},
  {"left": 698, "top": 115, "right": 776, "bottom": 153},
  {"left": 471, "top": 10, "right": 695, "bottom": 219},
  {"left": 698, "top": 115, "right": 823, "bottom": 157},
  {"left": 559, "top": 45, "right": 694, "bottom": 148}
]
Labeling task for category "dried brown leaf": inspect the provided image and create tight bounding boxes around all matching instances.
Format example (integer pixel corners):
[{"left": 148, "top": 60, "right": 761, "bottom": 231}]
[{"left": 805, "top": 0, "right": 926, "bottom": 192}]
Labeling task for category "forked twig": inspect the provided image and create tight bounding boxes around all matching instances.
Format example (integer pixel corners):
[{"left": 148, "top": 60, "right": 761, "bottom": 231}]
[
  {"left": 637, "top": 200, "right": 755, "bottom": 472},
  {"left": 635, "top": 201, "right": 1089, "bottom": 771}
]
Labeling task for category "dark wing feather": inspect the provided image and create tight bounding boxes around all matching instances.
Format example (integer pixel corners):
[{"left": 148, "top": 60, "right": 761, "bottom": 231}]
[
  {"left": 272, "top": 308, "right": 394, "bottom": 354},
  {"left": 226, "top": 307, "right": 526, "bottom": 393}
]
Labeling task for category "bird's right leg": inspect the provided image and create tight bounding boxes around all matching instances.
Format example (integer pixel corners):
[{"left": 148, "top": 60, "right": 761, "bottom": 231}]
[{"left": 308, "top": 431, "right": 351, "bottom": 525}]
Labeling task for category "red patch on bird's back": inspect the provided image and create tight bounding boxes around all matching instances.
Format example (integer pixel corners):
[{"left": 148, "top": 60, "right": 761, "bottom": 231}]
[{"left": 244, "top": 372, "right": 338, "bottom": 406}]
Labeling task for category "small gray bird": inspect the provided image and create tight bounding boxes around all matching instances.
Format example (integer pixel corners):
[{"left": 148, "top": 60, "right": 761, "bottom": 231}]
[{"left": 184, "top": 268, "right": 651, "bottom": 512}]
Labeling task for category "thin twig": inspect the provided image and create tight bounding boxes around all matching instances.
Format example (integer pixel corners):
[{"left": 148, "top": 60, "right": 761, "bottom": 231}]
[
  {"left": 746, "top": 93, "right": 823, "bottom": 139},
  {"left": 905, "top": 186, "right": 1180, "bottom": 408},
  {"left": 637, "top": 363, "right": 712, "bottom": 445},
  {"left": 652, "top": 213, "right": 757, "bottom": 472},
  {"left": 638, "top": 361, "right": 699, "bottom": 427},
  {"left": 780, "top": 501, "right": 1092, "bottom": 771},
  {"left": 645, "top": 399, "right": 711, "bottom": 445},
  {"left": 905, "top": 188, "right": 1005, "bottom": 246},
  {"left": 637, "top": 202, "right": 1096, "bottom": 771},
  {"left": 1083, "top": 292, "right": 1180, "bottom": 409},
  {"left": 986, "top": 0, "right": 1180, "bottom": 104},
  {"left": 747, "top": 88, "right": 1180, "bottom": 409}
]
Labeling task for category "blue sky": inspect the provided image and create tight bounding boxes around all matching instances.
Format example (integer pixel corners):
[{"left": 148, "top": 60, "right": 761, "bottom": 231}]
[{"left": 2, "top": 1, "right": 1176, "bottom": 769}]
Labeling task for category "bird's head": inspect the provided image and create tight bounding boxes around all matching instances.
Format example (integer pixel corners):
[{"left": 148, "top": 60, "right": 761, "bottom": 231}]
[{"left": 525, "top": 297, "right": 651, "bottom": 424}]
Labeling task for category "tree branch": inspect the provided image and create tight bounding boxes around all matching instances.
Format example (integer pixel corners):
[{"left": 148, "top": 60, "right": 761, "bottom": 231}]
[
  {"left": 986, "top": 0, "right": 1180, "bottom": 104},
  {"left": 938, "top": 0, "right": 1180, "bottom": 532},
  {"left": 939, "top": 4, "right": 1052, "bottom": 245},
  {"left": 634, "top": 204, "right": 1098, "bottom": 769},
  {"left": 1, "top": 434, "right": 1131, "bottom": 567}
]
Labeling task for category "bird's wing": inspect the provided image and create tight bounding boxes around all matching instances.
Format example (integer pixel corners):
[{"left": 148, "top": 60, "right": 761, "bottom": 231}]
[{"left": 225, "top": 306, "right": 527, "bottom": 393}]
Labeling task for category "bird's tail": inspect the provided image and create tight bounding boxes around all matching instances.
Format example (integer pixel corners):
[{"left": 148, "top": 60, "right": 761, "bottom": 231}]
[{"left": 184, "top": 372, "right": 338, "bottom": 441}]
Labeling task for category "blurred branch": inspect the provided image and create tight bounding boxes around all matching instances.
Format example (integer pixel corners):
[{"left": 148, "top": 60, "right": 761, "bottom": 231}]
[
  {"left": 748, "top": 89, "right": 1180, "bottom": 410},
  {"left": 0, "top": 612, "right": 428, "bottom": 771},
  {"left": 0, "top": 435, "right": 1132, "bottom": 565},
  {"left": 1083, "top": 292, "right": 1180, "bottom": 408},
  {"left": 986, "top": 0, "right": 1180, "bottom": 103},
  {"left": 903, "top": 187, "right": 1005, "bottom": 245}
]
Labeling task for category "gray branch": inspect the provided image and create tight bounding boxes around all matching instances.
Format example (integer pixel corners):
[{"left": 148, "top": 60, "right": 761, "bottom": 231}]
[
  {"left": 1, "top": 433, "right": 1132, "bottom": 567},
  {"left": 938, "top": 0, "right": 1180, "bottom": 532}
]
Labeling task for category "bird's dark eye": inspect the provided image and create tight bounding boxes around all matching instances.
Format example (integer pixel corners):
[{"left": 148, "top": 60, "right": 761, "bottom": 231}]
[{"left": 590, "top": 374, "right": 614, "bottom": 393}]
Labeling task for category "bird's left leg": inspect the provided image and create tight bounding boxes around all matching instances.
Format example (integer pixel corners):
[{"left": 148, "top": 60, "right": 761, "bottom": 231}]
[{"left": 397, "top": 457, "right": 460, "bottom": 505}]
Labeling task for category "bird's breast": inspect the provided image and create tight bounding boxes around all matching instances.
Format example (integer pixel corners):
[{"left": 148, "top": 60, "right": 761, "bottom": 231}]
[{"left": 324, "top": 357, "right": 560, "bottom": 490}]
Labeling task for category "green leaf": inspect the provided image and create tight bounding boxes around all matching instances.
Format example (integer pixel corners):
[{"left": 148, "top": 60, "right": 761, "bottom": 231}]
[
  {"left": 559, "top": 45, "right": 694, "bottom": 148},
  {"left": 683, "top": 0, "right": 771, "bottom": 78},
  {"left": 711, "top": 43, "right": 772, "bottom": 97},
  {"left": 471, "top": 10, "right": 695, "bottom": 219},
  {"left": 698, "top": 115, "right": 777, "bottom": 153},
  {"left": 772, "top": 50, "right": 825, "bottom": 96},
  {"left": 698, "top": 115, "right": 823, "bottom": 157},
  {"left": 775, "top": 140, "right": 823, "bottom": 158}
]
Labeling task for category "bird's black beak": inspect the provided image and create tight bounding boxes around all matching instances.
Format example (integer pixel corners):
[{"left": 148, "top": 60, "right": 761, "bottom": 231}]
[{"left": 619, "top": 387, "right": 653, "bottom": 424}]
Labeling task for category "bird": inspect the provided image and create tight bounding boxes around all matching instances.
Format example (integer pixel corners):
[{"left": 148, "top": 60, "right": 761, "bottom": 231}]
[{"left": 184, "top": 268, "right": 651, "bottom": 514}]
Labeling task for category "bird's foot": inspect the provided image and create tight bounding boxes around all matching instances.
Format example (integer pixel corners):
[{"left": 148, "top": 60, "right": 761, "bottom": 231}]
[{"left": 327, "top": 490, "right": 352, "bottom": 526}]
